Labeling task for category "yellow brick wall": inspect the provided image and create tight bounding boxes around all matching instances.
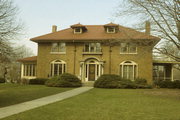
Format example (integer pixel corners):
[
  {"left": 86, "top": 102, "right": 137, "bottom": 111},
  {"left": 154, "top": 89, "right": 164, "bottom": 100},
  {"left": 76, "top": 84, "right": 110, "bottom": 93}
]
[{"left": 37, "top": 42, "right": 153, "bottom": 83}]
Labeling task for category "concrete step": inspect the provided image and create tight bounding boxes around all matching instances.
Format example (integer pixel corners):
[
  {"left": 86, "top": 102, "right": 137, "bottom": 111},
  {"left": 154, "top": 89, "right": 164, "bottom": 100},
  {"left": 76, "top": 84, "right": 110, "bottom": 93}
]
[{"left": 82, "top": 81, "right": 94, "bottom": 87}]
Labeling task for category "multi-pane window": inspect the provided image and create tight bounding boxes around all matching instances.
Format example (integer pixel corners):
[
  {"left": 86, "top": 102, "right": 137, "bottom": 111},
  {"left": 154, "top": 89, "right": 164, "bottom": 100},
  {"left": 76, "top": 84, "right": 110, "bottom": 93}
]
[
  {"left": 153, "top": 65, "right": 166, "bottom": 80},
  {"left": 120, "top": 61, "right": 137, "bottom": 80},
  {"left": 84, "top": 43, "right": 101, "bottom": 52},
  {"left": 74, "top": 28, "right": 82, "bottom": 34},
  {"left": 51, "top": 60, "right": 66, "bottom": 76},
  {"left": 51, "top": 43, "right": 66, "bottom": 53},
  {"left": 23, "top": 64, "right": 36, "bottom": 77},
  {"left": 107, "top": 27, "right": 115, "bottom": 33},
  {"left": 120, "top": 43, "right": 137, "bottom": 54}
]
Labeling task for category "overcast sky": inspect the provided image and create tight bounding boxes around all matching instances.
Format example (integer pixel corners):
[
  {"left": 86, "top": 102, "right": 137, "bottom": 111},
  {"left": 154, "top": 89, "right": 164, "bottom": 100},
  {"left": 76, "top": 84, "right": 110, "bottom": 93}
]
[{"left": 14, "top": 0, "right": 136, "bottom": 55}]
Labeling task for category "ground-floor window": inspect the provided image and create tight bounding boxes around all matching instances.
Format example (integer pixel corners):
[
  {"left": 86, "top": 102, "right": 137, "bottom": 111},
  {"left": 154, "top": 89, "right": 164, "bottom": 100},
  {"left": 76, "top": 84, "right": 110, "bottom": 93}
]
[
  {"left": 51, "top": 60, "right": 66, "bottom": 76},
  {"left": 120, "top": 61, "right": 137, "bottom": 80},
  {"left": 153, "top": 65, "right": 166, "bottom": 80},
  {"left": 23, "top": 64, "right": 36, "bottom": 76}
]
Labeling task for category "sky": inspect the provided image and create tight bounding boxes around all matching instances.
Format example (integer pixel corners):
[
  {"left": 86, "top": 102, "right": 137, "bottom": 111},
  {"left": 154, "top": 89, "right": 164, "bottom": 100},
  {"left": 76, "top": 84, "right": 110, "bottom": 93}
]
[{"left": 13, "top": 0, "right": 135, "bottom": 55}]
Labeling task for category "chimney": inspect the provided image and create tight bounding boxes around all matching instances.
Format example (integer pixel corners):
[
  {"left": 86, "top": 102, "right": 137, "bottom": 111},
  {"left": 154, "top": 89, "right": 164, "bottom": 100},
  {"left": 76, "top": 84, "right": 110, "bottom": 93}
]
[
  {"left": 52, "top": 25, "right": 57, "bottom": 32},
  {"left": 145, "top": 21, "right": 150, "bottom": 35}
]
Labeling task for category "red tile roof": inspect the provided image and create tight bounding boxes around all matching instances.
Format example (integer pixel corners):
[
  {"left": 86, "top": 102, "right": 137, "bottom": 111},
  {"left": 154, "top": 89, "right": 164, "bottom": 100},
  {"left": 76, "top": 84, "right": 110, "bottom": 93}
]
[
  {"left": 31, "top": 24, "right": 160, "bottom": 42},
  {"left": 17, "top": 56, "right": 37, "bottom": 62}
]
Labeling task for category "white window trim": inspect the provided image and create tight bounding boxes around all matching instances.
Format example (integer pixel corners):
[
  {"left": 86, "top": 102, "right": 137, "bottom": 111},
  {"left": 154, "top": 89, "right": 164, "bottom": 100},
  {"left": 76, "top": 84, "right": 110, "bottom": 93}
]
[
  {"left": 50, "top": 60, "right": 66, "bottom": 76},
  {"left": 22, "top": 64, "right": 36, "bottom": 78},
  {"left": 74, "top": 28, "right": 82, "bottom": 34},
  {"left": 50, "top": 52, "right": 66, "bottom": 54},
  {"left": 120, "top": 43, "right": 137, "bottom": 54},
  {"left": 119, "top": 61, "right": 138, "bottom": 80},
  {"left": 107, "top": 27, "right": 116, "bottom": 33},
  {"left": 51, "top": 43, "right": 66, "bottom": 53},
  {"left": 83, "top": 43, "right": 102, "bottom": 53}
]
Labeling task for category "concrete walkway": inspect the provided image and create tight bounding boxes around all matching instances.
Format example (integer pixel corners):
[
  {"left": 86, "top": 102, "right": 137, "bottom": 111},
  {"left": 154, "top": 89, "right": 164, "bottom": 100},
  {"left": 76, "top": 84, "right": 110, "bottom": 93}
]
[{"left": 0, "top": 87, "right": 93, "bottom": 119}]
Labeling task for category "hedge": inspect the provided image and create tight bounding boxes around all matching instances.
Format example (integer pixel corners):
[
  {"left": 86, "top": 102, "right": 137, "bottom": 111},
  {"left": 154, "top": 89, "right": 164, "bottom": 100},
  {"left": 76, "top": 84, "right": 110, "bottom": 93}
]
[
  {"left": 94, "top": 74, "right": 151, "bottom": 89},
  {"left": 154, "top": 80, "right": 180, "bottom": 89},
  {"left": 45, "top": 73, "right": 82, "bottom": 87},
  {"left": 29, "top": 78, "right": 48, "bottom": 85}
]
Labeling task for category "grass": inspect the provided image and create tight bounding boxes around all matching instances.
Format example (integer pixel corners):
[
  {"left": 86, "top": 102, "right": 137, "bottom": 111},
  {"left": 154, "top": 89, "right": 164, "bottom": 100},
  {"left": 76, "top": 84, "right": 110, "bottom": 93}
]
[
  {"left": 2, "top": 88, "right": 180, "bottom": 120},
  {"left": 0, "top": 83, "right": 73, "bottom": 107}
]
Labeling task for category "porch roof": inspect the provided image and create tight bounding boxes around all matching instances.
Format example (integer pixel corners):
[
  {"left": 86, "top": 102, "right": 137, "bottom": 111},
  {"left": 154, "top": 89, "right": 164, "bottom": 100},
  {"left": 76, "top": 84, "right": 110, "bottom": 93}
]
[
  {"left": 17, "top": 56, "right": 37, "bottom": 62},
  {"left": 153, "top": 60, "right": 180, "bottom": 65}
]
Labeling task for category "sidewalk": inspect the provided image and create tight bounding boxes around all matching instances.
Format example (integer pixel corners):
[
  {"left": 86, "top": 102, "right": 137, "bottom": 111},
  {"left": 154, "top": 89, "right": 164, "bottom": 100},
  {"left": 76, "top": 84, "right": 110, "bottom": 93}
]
[{"left": 0, "top": 87, "right": 93, "bottom": 119}]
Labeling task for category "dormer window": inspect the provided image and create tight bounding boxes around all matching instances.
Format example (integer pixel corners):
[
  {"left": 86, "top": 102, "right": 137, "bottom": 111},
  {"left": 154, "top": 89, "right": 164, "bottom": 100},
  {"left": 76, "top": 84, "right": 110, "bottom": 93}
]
[
  {"left": 104, "top": 22, "right": 119, "bottom": 34},
  {"left": 107, "top": 27, "right": 116, "bottom": 33},
  {"left": 71, "top": 23, "right": 87, "bottom": 34},
  {"left": 74, "top": 28, "right": 82, "bottom": 34}
]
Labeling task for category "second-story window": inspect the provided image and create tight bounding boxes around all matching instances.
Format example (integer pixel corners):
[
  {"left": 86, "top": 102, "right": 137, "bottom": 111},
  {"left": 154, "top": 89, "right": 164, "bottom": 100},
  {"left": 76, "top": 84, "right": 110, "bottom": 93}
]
[
  {"left": 84, "top": 43, "right": 101, "bottom": 52},
  {"left": 120, "top": 43, "right": 137, "bottom": 54},
  {"left": 51, "top": 42, "right": 66, "bottom": 53}
]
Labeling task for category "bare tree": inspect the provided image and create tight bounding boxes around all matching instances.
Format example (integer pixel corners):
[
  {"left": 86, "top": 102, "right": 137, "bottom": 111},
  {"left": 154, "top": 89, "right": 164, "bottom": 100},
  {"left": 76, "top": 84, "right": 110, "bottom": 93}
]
[
  {"left": 115, "top": 0, "right": 180, "bottom": 61},
  {"left": 0, "top": 0, "right": 23, "bottom": 63}
]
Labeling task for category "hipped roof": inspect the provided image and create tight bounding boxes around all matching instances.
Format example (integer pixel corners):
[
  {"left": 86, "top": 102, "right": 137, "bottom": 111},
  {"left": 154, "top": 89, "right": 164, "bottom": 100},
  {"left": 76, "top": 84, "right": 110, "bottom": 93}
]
[{"left": 31, "top": 24, "right": 160, "bottom": 42}]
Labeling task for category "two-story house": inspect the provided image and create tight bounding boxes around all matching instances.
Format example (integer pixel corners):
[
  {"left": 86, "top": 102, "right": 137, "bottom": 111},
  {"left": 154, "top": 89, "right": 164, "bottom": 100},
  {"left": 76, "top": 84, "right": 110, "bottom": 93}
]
[{"left": 18, "top": 22, "right": 167, "bottom": 83}]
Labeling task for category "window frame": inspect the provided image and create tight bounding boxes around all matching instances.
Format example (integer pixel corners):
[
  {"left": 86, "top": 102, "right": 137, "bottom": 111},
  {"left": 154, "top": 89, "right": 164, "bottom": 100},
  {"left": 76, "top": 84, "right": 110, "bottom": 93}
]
[
  {"left": 120, "top": 43, "right": 137, "bottom": 54},
  {"left": 74, "top": 28, "right": 82, "bottom": 34},
  {"left": 119, "top": 61, "right": 138, "bottom": 80},
  {"left": 51, "top": 42, "right": 66, "bottom": 54},
  {"left": 50, "top": 60, "right": 66, "bottom": 77},
  {"left": 83, "top": 42, "right": 102, "bottom": 53},
  {"left": 107, "top": 27, "right": 116, "bottom": 33},
  {"left": 23, "top": 64, "right": 36, "bottom": 77}
]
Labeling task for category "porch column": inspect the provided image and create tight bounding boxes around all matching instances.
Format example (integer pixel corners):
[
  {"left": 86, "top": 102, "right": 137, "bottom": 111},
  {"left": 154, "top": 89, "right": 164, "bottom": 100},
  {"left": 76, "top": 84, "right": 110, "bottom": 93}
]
[
  {"left": 21, "top": 64, "right": 24, "bottom": 78},
  {"left": 171, "top": 65, "right": 174, "bottom": 81}
]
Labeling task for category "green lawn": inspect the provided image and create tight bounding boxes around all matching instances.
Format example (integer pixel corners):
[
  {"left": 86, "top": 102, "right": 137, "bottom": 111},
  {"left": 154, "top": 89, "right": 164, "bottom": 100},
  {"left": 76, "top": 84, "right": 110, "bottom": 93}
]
[
  {"left": 0, "top": 83, "right": 73, "bottom": 107},
  {"left": 2, "top": 88, "right": 180, "bottom": 120}
]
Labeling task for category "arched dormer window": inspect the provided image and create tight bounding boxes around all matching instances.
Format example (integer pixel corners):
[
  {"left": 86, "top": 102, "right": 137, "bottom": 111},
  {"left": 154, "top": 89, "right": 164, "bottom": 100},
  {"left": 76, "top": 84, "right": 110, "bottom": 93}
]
[
  {"left": 120, "top": 61, "right": 137, "bottom": 80},
  {"left": 50, "top": 60, "right": 66, "bottom": 76}
]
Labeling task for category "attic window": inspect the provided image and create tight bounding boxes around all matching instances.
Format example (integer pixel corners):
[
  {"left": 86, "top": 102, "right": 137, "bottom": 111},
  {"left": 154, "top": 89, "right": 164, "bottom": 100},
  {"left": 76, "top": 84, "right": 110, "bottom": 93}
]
[
  {"left": 74, "top": 28, "right": 82, "bottom": 34},
  {"left": 107, "top": 27, "right": 115, "bottom": 33}
]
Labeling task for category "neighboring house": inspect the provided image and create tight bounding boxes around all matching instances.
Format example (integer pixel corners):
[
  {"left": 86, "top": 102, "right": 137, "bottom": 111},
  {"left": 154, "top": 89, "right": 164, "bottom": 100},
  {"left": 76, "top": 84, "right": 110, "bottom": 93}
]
[{"left": 17, "top": 22, "right": 179, "bottom": 83}]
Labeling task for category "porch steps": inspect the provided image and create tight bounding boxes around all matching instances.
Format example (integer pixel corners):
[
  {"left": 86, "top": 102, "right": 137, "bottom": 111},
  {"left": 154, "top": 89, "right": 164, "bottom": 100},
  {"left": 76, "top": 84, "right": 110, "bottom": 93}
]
[{"left": 82, "top": 81, "right": 94, "bottom": 87}]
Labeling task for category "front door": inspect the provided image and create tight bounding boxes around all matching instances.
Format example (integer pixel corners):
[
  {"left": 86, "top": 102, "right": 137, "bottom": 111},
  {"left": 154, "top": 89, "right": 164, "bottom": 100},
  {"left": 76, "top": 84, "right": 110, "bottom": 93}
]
[{"left": 89, "top": 64, "right": 95, "bottom": 81}]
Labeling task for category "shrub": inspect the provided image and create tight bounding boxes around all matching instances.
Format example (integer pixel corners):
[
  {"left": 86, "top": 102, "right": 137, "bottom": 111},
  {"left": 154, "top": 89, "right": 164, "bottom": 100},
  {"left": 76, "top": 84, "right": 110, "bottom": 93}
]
[
  {"left": 134, "top": 78, "right": 152, "bottom": 89},
  {"left": 29, "top": 78, "right": 48, "bottom": 85},
  {"left": 45, "top": 73, "right": 82, "bottom": 87},
  {"left": 94, "top": 75, "right": 152, "bottom": 89},
  {"left": 59, "top": 73, "right": 82, "bottom": 87},
  {"left": 118, "top": 78, "right": 137, "bottom": 89},
  {"left": 155, "top": 80, "right": 180, "bottom": 89},
  {"left": 134, "top": 78, "right": 147, "bottom": 85},
  {"left": 173, "top": 80, "right": 180, "bottom": 89},
  {"left": 45, "top": 76, "right": 61, "bottom": 87},
  {"left": 155, "top": 80, "right": 174, "bottom": 88},
  {"left": 0, "top": 78, "right": 5, "bottom": 83},
  {"left": 94, "top": 74, "right": 120, "bottom": 88}
]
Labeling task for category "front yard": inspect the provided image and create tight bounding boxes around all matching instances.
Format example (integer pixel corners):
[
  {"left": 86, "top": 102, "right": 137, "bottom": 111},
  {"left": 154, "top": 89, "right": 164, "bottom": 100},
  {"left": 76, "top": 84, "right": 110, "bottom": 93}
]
[
  {"left": 2, "top": 88, "right": 180, "bottom": 120},
  {"left": 0, "top": 83, "right": 73, "bottom": 107}
]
